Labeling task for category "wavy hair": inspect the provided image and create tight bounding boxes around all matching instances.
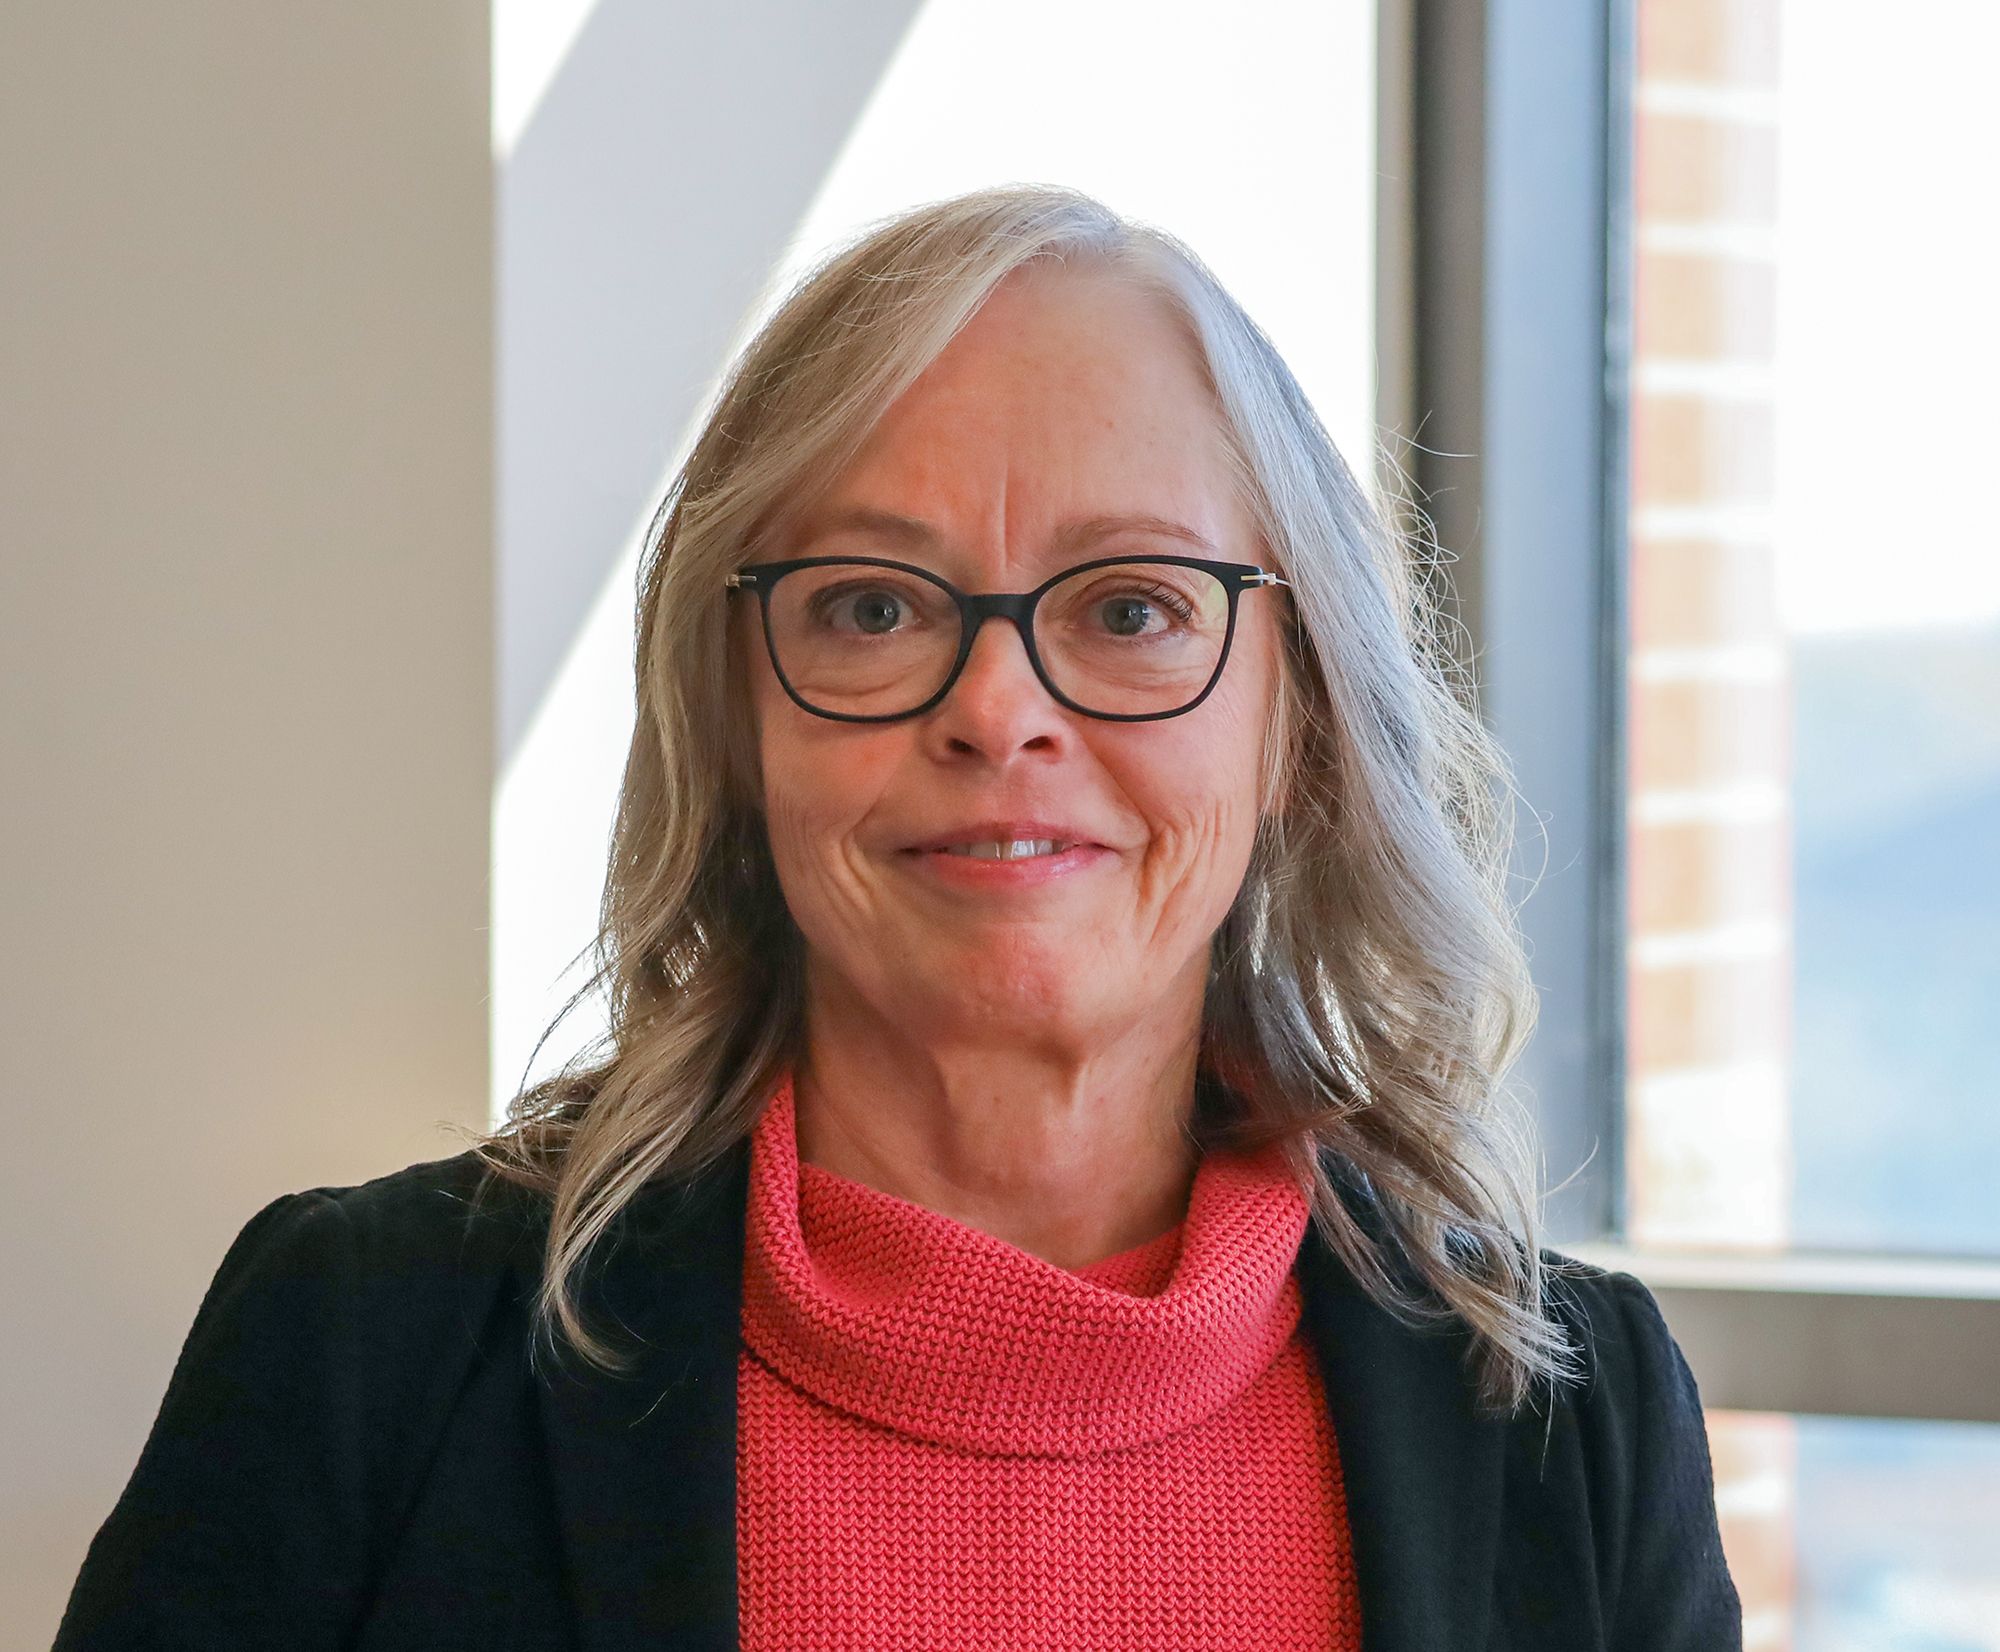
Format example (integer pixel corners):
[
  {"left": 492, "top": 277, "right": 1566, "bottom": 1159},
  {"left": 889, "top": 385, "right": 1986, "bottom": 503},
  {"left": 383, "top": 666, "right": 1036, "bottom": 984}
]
[{"left": 465, "top": 183, "right": 1586, "bottom": 1419}]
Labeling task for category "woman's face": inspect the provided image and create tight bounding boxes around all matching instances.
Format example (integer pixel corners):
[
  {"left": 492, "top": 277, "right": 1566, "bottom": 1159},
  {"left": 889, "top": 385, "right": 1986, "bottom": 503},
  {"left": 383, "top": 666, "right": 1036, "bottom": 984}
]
[{"left": 740, "top": 263, "right": 1285, "bottom": 1055}]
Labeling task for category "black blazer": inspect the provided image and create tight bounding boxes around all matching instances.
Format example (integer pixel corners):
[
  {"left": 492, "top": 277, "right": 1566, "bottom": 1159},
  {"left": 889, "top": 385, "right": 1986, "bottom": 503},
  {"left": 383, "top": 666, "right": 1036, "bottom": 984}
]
[{"left": 55, "top": 1138, "right": 1742, "bottom": 1650}]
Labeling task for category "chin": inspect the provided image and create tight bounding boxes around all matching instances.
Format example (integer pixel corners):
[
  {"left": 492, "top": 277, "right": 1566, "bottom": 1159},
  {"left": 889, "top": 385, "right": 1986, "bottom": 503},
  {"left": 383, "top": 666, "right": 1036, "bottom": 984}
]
[{"left": 904, "top": 942, "right": 1100, "bottom": 1028}]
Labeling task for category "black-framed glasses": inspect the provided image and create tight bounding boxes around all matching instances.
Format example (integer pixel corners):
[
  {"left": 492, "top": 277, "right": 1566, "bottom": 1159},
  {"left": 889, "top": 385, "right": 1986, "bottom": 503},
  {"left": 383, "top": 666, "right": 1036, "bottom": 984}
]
[{"left": 724, "top": 553, "right": 1290, "bottom": 723}]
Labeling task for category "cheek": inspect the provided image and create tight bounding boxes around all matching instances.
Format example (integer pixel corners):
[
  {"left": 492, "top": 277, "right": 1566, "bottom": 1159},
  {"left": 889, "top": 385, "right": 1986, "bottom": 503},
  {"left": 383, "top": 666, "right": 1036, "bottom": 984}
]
[
  {"left": 1123, "top": 675, "right": 1274, "bottom": 905},
  {"left": 757, "top": 717, "right": 908, "bottom": 908},
  {"left": 740, "top": 610, "right": 859, "bottom": 864},
  {"left": 1144, "top": 765, "right": 1260, "bottom": 872},
  {"left": 762, "top": 730, "right": 862, "bottom": 853},
  {"left": 1126, "top": 751, "right": 1261, "bottom": 902}
]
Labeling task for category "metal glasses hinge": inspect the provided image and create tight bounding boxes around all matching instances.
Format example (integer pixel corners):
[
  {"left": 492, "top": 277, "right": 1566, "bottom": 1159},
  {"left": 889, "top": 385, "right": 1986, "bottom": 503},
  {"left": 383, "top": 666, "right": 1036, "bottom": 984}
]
[
  {"left": 725, "top": 572, "right": 756, "bottom": 589},
  {"left": 1243, "top": 570, "right": 1288, "bottom": 587}
]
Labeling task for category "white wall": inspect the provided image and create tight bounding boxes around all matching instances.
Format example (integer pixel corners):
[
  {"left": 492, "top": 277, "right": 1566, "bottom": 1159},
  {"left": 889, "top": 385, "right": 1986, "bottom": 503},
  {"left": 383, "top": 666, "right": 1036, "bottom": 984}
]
[{"left": 0, "top": 6, "right": 493, "bottom": 1644}]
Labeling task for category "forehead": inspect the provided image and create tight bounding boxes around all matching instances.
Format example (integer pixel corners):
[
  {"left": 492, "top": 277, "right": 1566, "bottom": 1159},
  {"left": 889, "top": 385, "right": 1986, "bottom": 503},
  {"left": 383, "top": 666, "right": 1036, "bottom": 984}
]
[{"left": 792, "top": 264, "right": 1248, "bottom": 566}]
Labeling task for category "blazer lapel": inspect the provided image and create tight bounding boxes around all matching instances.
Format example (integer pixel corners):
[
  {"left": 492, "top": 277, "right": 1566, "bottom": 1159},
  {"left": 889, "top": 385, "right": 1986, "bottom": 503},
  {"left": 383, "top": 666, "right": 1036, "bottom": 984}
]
[
  {"left": 536, "top": 1137, "right": 752, "bottom": 1652},
  {"left": 1295, "top": 1181, "right": 1507, "bottom": 1651}
]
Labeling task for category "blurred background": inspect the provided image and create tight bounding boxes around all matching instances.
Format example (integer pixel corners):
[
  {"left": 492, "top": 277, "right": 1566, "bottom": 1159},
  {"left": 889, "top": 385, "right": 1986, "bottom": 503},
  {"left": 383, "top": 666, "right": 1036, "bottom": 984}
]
[{"left": 4, "top": 2, "right": 1996, "bottom": 1646}]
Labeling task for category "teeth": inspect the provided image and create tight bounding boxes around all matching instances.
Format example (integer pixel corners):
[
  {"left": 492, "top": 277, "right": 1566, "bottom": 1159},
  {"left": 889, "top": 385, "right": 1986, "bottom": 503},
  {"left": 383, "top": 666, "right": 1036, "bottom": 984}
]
[{"left": 941, "top": 839, "right": 1068, "bottom": 860}]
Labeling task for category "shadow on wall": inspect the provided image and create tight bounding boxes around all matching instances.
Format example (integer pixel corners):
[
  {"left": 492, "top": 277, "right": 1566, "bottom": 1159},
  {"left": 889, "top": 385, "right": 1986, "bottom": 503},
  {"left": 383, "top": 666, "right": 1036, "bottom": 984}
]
[{"left": 500, "top": 0, "right": 928, "bottom": 767}]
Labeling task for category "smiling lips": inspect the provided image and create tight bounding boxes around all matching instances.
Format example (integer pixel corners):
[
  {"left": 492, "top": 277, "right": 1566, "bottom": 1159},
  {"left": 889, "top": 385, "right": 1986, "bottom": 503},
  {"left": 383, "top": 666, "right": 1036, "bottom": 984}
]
[
  {"left": 937, "top": 839, "right": 1073, "bottom": 860},
  {"left": 903, "top": 821, "right": 1105, "bottom": 859},
  {"left": 903, "top": 842, "right": 1111, "bottom": 885}
]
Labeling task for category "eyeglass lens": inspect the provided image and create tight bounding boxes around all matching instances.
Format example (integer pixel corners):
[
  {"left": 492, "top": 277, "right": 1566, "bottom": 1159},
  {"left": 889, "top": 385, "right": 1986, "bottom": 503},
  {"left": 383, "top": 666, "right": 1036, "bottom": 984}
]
[{"left": 765, "top": 561, "right": 1232, "bottom": 718}]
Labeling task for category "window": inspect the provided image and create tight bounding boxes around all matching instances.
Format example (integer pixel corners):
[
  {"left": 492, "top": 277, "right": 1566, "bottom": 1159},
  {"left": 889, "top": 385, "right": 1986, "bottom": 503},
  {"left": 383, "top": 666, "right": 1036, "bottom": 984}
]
[
  {"left": 1624, "top": 0, "right": 2000, "bottom": 1262},
  {"left": 1383, "top": 0, "right": 2000, "bottom": 1642},
  {"left": 1621, "top": 5, "right": 2000, "bottom": 1641}
]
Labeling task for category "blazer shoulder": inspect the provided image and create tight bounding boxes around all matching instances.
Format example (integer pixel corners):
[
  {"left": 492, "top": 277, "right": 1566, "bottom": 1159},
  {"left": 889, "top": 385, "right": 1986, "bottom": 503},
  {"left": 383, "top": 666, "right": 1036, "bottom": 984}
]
[
  {"left": 282, "top": 1145, "right": 551, "bottom": 1272},
  {"left": 1531, "top": 1247, "right": 1639, "bottom": 1343},
  {"left": 164, "top": 1146, "right": 554, "bottom": 1448},
  {"left": 54, "top": 1149, "right": 555, "bottom": 1651},
  {"left": 125, "top": 1146, "right": 551, "bottom": 1403},
  {"left": 1527, "top": 1251, "right": 1709, "bottom": 1450},
  {"left": 1527, "top": 1249, "right": 1744, "bottom": 1650},
  {"left": 1531, "top": 1250, "right": 1696, "bottom": 1404}
]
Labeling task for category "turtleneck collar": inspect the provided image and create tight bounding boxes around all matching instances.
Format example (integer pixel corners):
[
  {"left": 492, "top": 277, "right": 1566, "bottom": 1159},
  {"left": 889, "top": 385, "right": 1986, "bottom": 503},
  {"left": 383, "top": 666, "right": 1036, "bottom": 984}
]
[{"left": 740, "top": 1071, "right": 1313, "bottom": 1457}]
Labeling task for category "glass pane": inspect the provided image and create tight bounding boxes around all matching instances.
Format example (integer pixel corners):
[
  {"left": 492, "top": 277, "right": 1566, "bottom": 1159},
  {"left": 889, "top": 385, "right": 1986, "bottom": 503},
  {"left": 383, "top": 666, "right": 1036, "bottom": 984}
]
[
  {"left": 1624, "top": 1, "right": 2000, "bottom": 1254},
  {"left": 1709, "top": 1409, "right": 2000, "bottom": 1648}
]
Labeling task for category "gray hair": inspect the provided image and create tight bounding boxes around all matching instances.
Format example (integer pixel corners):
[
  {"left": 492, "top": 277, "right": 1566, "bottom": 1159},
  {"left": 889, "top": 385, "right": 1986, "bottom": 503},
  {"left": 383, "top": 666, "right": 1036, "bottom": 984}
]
[{"left": 464, "top": 182, "right": 1584, "bottom": 1419}]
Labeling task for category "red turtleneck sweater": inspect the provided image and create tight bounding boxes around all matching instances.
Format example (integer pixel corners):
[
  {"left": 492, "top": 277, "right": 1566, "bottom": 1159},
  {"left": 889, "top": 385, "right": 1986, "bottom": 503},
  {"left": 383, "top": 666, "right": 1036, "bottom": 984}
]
[{"left": 736, "top": 1072, "right": 1363, "bottom": 1649}]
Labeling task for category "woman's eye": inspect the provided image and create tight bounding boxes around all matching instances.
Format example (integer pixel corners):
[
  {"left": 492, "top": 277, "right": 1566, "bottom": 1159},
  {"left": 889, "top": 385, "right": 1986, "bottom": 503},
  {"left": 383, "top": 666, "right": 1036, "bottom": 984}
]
[
  {"left": 813, "top": 586, "right": 911, "bottom": 634},
  {"left": 1098, "top": 596, "right": 1155, "bottom": 636},
  {"left": 846, "top": 590, "right": 904, "bottom": 633},
  {"left": 1092, "top": 586, "right": 1195, "bottom": 636}
]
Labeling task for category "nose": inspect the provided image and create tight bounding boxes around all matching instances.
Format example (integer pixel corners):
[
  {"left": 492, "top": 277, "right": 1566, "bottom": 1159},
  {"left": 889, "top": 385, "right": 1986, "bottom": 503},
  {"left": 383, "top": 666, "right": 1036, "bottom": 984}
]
[{"left": 924, "top": 614, "right": 1067, "bottom": 757}]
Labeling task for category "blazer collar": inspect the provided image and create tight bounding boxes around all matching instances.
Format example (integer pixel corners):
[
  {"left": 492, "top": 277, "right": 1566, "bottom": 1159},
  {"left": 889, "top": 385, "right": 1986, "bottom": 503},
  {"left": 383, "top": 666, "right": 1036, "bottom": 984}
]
[{"left": 535, "top": 1135, "right": 1503, "bottom": 1652}]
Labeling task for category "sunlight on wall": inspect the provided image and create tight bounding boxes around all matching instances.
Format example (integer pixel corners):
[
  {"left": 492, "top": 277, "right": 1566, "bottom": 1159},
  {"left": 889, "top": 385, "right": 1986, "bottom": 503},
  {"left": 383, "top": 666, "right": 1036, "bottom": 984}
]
[
  {"left": 492, "top": 0, "right": 1377, "bottom": 1120},
  {"left": 762, "top": 0, "right": 1377, "bottom": 476},
  {"left": 490, "top": 0, "right": 599, "bottom": 157},
  {"left": 491, "top": 541, "right": 637, "bottom": 1117}
]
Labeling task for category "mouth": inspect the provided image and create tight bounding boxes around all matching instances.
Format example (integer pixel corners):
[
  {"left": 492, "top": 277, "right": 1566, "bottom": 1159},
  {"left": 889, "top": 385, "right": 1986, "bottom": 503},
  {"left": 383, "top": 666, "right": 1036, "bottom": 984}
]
[
  {"left": 895, "top": 825, "right": 1113, "bottom": 886},
  {"left": 924, "top": 838, "right": 1081, "bottom": 861},
  {"left": 899, "top": 821, "right": 1108, "bottom": 862}
]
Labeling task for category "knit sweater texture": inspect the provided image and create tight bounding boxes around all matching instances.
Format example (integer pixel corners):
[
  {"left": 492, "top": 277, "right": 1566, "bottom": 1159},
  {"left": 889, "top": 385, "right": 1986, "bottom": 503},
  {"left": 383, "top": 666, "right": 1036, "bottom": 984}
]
[{"left": 736, "top": 1072, "right": 1364, "bottom": 1650}]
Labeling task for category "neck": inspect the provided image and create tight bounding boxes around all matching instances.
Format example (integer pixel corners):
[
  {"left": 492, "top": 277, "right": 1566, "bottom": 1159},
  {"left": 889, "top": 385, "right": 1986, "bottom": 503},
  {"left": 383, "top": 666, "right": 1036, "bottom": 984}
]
[{"left": 792, "top": 965, "right": 1206, "bottom": 1272}]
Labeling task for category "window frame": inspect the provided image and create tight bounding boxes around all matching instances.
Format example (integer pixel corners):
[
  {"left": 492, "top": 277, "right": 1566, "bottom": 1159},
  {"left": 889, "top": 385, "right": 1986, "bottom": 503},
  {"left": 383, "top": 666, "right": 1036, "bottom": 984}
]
[{"left": 1376, "top": 0, "right": 2000, "bottom": 1425}]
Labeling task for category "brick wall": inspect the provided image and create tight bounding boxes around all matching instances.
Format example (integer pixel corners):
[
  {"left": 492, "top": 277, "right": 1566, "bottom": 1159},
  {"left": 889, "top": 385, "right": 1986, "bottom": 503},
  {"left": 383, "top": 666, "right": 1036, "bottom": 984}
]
[{"left": 1629, "top": 2, "right": 1795, "bottom": 1644}]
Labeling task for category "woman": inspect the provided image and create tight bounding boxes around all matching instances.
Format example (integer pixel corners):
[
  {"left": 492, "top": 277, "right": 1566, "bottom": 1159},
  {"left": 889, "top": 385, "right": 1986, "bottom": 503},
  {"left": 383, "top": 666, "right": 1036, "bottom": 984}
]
[{"left": 56, "top": 185, "right": 1741, "bottom": 1650}]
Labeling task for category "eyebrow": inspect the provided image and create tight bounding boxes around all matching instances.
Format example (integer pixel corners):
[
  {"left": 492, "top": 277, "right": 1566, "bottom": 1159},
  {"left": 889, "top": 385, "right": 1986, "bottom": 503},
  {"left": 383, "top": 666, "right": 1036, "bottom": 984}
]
[{"left": 799, "top": 506, "right": 1222, "bottom": 561}]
